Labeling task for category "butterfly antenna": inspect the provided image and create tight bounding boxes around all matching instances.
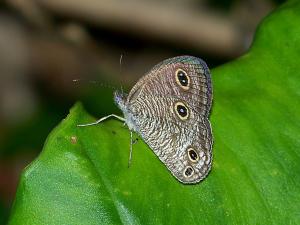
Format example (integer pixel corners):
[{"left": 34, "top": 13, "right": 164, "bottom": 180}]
[
  {"left": 119, "top": 54, "right": 123, "bottom": 74},
  {"left": 119, "top": 53, "right": 125, "bottom": 94},
  {"left": 72, "top": 78, "right": 117, "bottom": 90}
]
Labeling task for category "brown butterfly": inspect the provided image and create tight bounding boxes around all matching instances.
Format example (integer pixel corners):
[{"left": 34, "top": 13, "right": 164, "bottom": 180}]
[{"left": 79, "top": 56, "right": 213, "bottom": 184}]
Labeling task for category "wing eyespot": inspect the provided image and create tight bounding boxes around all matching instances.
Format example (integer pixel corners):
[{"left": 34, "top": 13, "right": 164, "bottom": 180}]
[
  {"left": 183, "top": 166, "right": 194, "bottom": 178},
  {"left": 174, "top": 101, "right": 189, "bottom": 120},
  {"left": 187, "top": 148, "right": 199, "bottom": 163},
  {"left": 175, "top": 69, "right": 190, "bottom": 90}
]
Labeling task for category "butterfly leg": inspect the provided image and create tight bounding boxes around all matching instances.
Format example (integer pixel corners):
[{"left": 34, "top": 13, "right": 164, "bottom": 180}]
[
  {"left": 127, "top": 133, "right": 139, "bottom": 168},
  {"left": 77, "top": 114, "right": 125, "bottom": 127},
  {"left": 132, "top": 138, "right": 139, "bottom": 144},
  {"left": 128, "top": 131, "right": 133, "bottom": 168}
]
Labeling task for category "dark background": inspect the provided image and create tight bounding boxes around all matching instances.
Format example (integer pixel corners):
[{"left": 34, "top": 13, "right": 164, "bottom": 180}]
[{"left": 0, "top": 0, "right": 282, "bottom": 223}]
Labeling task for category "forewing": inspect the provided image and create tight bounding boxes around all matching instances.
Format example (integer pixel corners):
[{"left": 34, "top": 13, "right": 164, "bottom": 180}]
[{"left": 127, "top": 56, "right": 212, "bottom": 117}]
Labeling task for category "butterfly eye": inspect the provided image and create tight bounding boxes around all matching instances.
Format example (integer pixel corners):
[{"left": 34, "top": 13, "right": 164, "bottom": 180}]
[
  {"left": 183, "top": 166, "right": 194, "bottom": 177},
  {"left": 174, "top": 101, "right": 189, "bottom": 120},
  {"left": 187, "top": 148, "right": 199, "bottom": 162},
  {"left": 175, "top": 69, "right": 190, "bottom": 90}
]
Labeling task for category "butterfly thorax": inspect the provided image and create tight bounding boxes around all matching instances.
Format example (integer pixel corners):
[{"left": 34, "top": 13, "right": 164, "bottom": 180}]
[{"left": 114, "top": 90, "right": 138, "bottom": 132}]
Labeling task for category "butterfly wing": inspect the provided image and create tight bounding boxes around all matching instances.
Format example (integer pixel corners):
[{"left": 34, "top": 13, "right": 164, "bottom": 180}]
[
  {"left": 127, "top": 56, "right": 213, "bottom": 183},
  {"left": 127, "top": 56, "right": 212, "bottom": 117}
]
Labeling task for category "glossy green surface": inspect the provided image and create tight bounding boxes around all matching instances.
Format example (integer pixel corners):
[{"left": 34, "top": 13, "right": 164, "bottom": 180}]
[{"left": 9, "top": 1, "right": 300, "bottom": 224}]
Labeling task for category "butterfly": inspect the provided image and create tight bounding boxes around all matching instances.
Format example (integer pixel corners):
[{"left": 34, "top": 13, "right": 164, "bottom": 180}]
[{"left": 79, "top": 56, "right": 213, "bottom": 184}]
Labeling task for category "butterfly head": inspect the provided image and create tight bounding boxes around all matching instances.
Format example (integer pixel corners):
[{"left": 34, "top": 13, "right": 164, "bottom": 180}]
[{"left": 114, "top": 90, "right": 128, "bottom": 112}]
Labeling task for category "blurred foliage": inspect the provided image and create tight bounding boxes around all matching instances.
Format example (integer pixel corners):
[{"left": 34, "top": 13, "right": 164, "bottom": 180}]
[
  {"left": 208, "top": 0, "right": 285, "bottom": 11},
  {"left": 207, "top": 0, "right": 236, "bottom": 11},
  {"left": 0, "top": 81, "right": 119, "bottom": 158},
  {"left": 8, "top": 0, "right": 300, "bottom": 224},
  {"left": 0, "top": 201, "right": 8, "bottom": 225}
]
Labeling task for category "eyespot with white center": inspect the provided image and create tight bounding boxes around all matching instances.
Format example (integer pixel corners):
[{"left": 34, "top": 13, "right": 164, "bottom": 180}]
[
  {"left": 175, "top": 69, "right": 190, "bottom": 90},
  {"left": 174, "top": 101, "right": 189, "bottom": 120},
  {"left": 187, "top": 148, "right": 199, "bottom": 163},
  {"left": 183, "top": 166, "right": 194, "bottom": 177}
]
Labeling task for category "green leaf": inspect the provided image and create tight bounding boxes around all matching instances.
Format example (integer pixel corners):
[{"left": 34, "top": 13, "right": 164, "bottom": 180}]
[{"left": 9, "top": 1, "right": 300, "bottom": 224}]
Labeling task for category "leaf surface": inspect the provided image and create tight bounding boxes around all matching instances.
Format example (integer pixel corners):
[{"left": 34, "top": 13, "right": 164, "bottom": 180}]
[{"left": 9, "top": 1, "right": 300, "bottom": 224}]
